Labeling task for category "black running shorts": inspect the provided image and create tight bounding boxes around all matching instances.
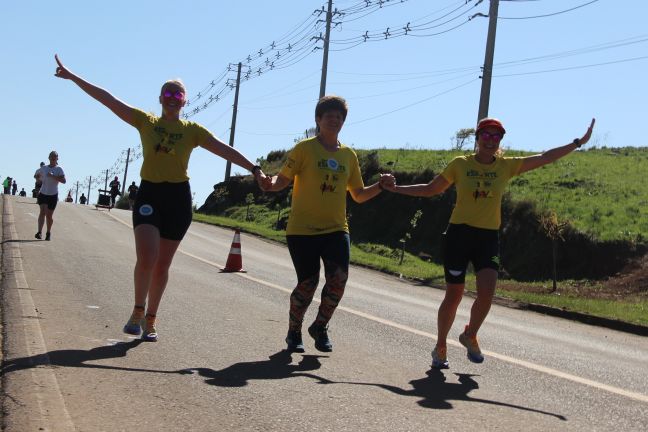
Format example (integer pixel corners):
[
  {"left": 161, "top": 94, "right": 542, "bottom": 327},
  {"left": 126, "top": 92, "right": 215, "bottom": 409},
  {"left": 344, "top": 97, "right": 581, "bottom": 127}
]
[
  {"left": 37, "top": 193, "right": 58, "bottom": 210},
  {"left": 442, "top": 223, "right": 500, "bottom": 284},
  {"left": 132, "top": 180, "right": 192, "bottom": 241}
]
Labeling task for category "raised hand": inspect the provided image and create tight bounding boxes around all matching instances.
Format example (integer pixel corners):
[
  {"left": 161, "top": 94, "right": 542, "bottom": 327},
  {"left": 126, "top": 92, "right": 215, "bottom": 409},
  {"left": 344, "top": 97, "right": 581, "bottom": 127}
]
[
  {"left": 578, "top": 118, "right": 596, "bottom": 147},
  {"left": 54, "top": 54, "right": 73, "bottom": 80}
]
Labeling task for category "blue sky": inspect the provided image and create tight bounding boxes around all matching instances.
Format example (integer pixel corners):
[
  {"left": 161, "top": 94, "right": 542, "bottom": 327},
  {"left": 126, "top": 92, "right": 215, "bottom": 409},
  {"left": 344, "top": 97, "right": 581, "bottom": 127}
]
[{"left": 2, "top": 0, "right": 646, "bottom": 206}]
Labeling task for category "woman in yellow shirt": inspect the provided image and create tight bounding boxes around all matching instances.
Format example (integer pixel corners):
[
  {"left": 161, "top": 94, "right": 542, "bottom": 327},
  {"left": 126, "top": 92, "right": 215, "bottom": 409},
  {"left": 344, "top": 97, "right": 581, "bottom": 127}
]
[
  {"left": 262, "top": 96, "right": 390, "bottom": 353},
  {"left": 382, "top": 117, "right": 595, "bottom": 368},
  {"left": 54, "top": 54, "right": 266, "bottom": 342}
]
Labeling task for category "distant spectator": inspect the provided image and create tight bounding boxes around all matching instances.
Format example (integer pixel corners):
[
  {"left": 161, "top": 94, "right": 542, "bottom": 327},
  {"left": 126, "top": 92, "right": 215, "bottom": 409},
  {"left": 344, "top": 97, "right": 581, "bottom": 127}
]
[
  {"left": 19, "top": 188, "right": 27, "bottom": 197},
  {"left": 11, "top": 180, "right": 18, "bottom": 195},
  {"left": 127, "top": 181, "right": 139, "bottom": 210},
  {"left": 79, "top": 193, "right": 87, "bottom": 205},
  {"left": 3, "top": 176, "right": 11, "bottom": 194},
  {"left": 109, "top": 176, "right": 121, "bottom": 207},
  {"left": 34, "top": 162, "right": 45, "bottom": 194}
]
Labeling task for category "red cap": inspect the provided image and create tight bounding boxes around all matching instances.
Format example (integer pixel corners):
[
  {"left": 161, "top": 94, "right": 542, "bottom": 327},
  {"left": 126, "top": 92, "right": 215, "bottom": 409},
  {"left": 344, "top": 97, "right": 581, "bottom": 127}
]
[{"left": 476, "top": 117, "right": 506, "bottom": 134}]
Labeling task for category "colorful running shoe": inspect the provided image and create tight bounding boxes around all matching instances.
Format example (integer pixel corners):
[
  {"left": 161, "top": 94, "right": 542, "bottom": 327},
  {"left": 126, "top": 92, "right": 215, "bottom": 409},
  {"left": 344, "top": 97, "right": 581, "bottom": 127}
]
[
  {"left": 431, "top": 345, "right": 449, "bottom": 369},
  {"left": 308, "top": 323, "right": 332, "bottom": 352},
  {"left": 141, "top": 314, "right": 158, "bottom": 342},
  {"left": 123, "top": 307, "right": 145, "bottom": 335},
  {"left": 285, "top": 330, "right": 305, "bottom": 353},
  {"left": 459, "top": 326, "right": 484, "bottom": 363}
]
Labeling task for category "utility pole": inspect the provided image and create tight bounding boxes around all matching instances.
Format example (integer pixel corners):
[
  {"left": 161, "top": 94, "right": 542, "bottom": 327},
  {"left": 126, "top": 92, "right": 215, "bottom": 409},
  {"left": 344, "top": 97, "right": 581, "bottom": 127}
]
[
  {"left": 122, "top": 147, "right": 131, "bottom": 196},
  {"left": 103, "top": 169, "right": 109, "bottom": 193},
  {"left": 87, "top": 176, "right": 91, "bottom": 205},
  {"left": 224, "top": 62, "right": 243, "bottom": 182},
  {"left": 318, "top": 0, "right": 333, "bottom": 99},
  {"left": 477, "top": 0, "right": 500, "bottom": 123},
  {"left": 75, "top": 180, "right": 79, "bottom": 203}
]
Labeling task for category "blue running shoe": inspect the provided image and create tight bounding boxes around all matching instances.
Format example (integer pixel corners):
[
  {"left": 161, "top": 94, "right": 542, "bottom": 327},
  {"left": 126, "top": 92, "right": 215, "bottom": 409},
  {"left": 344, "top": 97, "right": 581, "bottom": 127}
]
[
  {"left": 123, "top": 307, "right": 144, "bottom": 335},
  {"left": 123, "top": 317, "right": 142, "bottom": 335},
  {"left": 431, "top": 346, "right": 449, "bottom": 369},
  {"left": 459, "top": 326, "right": 484, "bottom": 363}
]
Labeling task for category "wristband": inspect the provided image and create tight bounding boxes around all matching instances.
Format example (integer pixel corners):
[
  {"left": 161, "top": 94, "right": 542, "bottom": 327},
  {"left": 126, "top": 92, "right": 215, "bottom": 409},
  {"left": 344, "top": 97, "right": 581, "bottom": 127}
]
[
  {"left": 572, "top": 138, "right": 581, "bottom": 148},
  {"left": 251, "top": 165, "right": 261, "bottom": 174}
]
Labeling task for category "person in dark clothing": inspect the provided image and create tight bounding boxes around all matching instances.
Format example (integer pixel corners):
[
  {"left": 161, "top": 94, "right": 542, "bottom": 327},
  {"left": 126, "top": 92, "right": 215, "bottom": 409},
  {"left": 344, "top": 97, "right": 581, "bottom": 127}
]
[
  {"left": 127, "top": 181, "right": 139, "bottom": 210},
  {"left": 109, "top": 176, "right": 121, "bottom": 207}
]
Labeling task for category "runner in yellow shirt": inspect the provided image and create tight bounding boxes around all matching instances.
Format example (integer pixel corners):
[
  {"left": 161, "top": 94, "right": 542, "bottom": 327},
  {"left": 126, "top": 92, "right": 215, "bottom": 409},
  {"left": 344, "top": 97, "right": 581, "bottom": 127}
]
[
  {"left": 262, "top": 95, "right": 392, "bottom": 353},
  {"left": 54, "top": 54, "right": 267, "bottom": 342},
  {"left": 382, "top": 117, "right": 595, "bottom": 368}
]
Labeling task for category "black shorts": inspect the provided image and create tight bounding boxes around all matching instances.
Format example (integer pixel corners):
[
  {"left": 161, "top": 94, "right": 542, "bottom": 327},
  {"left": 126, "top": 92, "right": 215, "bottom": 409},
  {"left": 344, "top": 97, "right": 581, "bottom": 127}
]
[
  {"left": 286, "top": 231, "right": 350, "bottom": 282},
  {"left": 132, "top": 181, "right": 192, "bottom": 241},
  {"left": 442, "top": 223, "right": 500, "bottom": 284},
  {"left": 37, "top": 193, "right": 58, "bottom": 210}
]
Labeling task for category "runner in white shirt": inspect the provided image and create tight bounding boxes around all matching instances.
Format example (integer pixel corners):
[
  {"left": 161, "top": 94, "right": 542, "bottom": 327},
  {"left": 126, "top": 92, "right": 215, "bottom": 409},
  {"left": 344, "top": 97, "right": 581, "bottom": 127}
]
[{"left": 35, "top": 151, "right": 66, "bottom": 241}]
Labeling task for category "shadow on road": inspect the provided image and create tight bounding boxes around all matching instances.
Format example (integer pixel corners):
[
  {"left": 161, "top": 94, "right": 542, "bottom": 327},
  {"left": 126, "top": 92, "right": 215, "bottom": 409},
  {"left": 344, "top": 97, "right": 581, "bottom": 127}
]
[
  {"left": 335, "top": 368, "right": 566, "bottom": 420},
  {"left": 179, "top": 350, "right": 331, "bottom": 387},
  {"left": 0, "top": 340, "right": 177, "bottom": 375},
  {"left": 0, "top": 344, "right": 564, "bottom": 421}
]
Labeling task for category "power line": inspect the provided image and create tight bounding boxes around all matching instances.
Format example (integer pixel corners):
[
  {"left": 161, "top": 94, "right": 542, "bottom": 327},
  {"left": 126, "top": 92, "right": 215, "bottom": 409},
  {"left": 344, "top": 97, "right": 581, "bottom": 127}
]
[
  {"left": 499, "top": 0, "right": 600, "bottom": 19},
  {"left": 493, "top": 55, "right": 648, "bottom": 77},
  {"left": 347, "top": 78, "right": 479, "bottom": 125}
]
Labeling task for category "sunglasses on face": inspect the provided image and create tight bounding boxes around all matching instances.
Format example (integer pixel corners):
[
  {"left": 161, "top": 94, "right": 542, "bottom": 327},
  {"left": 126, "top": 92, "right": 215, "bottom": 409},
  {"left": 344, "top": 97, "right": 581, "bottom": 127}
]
[
  {"left": 478, "top": 131, "right": 503, "bottom": 141},
  {"left": 163, "top": 90, "right": 185, "bottom": 100}
]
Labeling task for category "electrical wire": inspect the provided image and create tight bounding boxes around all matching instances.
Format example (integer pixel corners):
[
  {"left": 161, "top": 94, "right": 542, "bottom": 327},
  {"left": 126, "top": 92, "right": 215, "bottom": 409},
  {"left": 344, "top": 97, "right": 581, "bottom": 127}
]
[{"left": 499, "top": 0, "right": 600, "bottom": 19}]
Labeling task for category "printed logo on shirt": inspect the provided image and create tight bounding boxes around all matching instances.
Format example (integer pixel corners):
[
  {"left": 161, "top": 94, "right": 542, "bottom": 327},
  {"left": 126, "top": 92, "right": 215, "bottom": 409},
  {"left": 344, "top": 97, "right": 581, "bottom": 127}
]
[
  {"left": 317, "top": 158, "right": 346, "bottom": 172},
  {"left": 466, "top": 169, "right": 497, "bottom": 179},
  {"left": 472, "top": 180, "right": 495, "bottom": 200},
  {"left": 154, "top": 126, "right": 183, "bottom": 155},
  {"left": 139, "top": 204, "right": 154, "bottom": 216},
  {"left": 320, "top": 173, "right": 339, "bottom": 194}
]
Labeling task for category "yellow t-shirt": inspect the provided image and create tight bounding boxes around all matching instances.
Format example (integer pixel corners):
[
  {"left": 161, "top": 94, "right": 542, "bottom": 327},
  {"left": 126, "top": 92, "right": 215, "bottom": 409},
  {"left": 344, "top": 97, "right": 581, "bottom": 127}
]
[
  {"left": 132, "top": 109, "right": 212, "bottom": 183},
  {"left": 441, "top": 154, "right": 524, "bottom": 230},
  {"left": 279, "top": 137, "right": 365, "bottom": 235}
]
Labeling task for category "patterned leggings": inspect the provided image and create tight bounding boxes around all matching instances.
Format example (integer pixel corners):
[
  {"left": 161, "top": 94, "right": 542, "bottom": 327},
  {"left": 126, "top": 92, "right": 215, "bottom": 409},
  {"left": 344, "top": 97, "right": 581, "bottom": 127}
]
[{"left": 286, "top": 232, "right": 350, "bottom": 331}]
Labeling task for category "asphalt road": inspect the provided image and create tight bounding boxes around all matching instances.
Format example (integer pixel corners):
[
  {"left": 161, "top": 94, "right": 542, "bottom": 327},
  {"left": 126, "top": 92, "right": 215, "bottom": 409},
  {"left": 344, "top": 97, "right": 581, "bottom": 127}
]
[{"left": 1, "top": 194, "right": 647, "bottom": 432}]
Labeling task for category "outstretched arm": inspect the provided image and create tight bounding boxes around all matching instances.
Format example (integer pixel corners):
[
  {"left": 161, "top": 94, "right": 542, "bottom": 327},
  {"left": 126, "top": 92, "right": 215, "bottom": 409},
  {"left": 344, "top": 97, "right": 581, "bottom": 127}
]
[
  {"left": 54, "top": 54, "right": 137, "bottom": 127},
  {"left": 383, "top": 174, "right": 451, "bottom": 198},
  {"left": 348, "top": 173, "right": 394, "bottom": 203},
  {"left": 199, "top": 135, "right": 268, "bottom": 187},
  {"left": 518, "top": 118, "right": 595, "bottom": 174}
]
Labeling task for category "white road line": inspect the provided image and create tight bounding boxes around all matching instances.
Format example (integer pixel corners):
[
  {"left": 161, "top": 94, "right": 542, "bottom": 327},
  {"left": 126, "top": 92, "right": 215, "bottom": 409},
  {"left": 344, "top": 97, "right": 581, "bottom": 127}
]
[{"left": 105, "top": 211, "right": 648, "bottom": 404}]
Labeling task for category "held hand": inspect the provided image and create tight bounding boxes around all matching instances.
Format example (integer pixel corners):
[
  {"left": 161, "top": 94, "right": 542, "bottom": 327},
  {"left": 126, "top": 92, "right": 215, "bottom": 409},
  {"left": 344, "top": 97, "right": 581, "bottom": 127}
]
[
  {"left": 379, "top": 173, "right": 396, "bottom": 192},
  {"left": 254, "top": 171, "right": 271, "bottom": 191},
  {"left": 578, "top": 118, "right": 596, "bottom": 147},
  {"left": 54, "top": 54, "right": 73, "bottom": 80}
]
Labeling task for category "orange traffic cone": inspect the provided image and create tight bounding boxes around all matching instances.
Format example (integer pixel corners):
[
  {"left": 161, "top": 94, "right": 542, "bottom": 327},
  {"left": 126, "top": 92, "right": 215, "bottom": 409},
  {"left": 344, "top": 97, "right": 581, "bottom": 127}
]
[{"left": 221, "top": 229, "right": 246, "bottom": 273}]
